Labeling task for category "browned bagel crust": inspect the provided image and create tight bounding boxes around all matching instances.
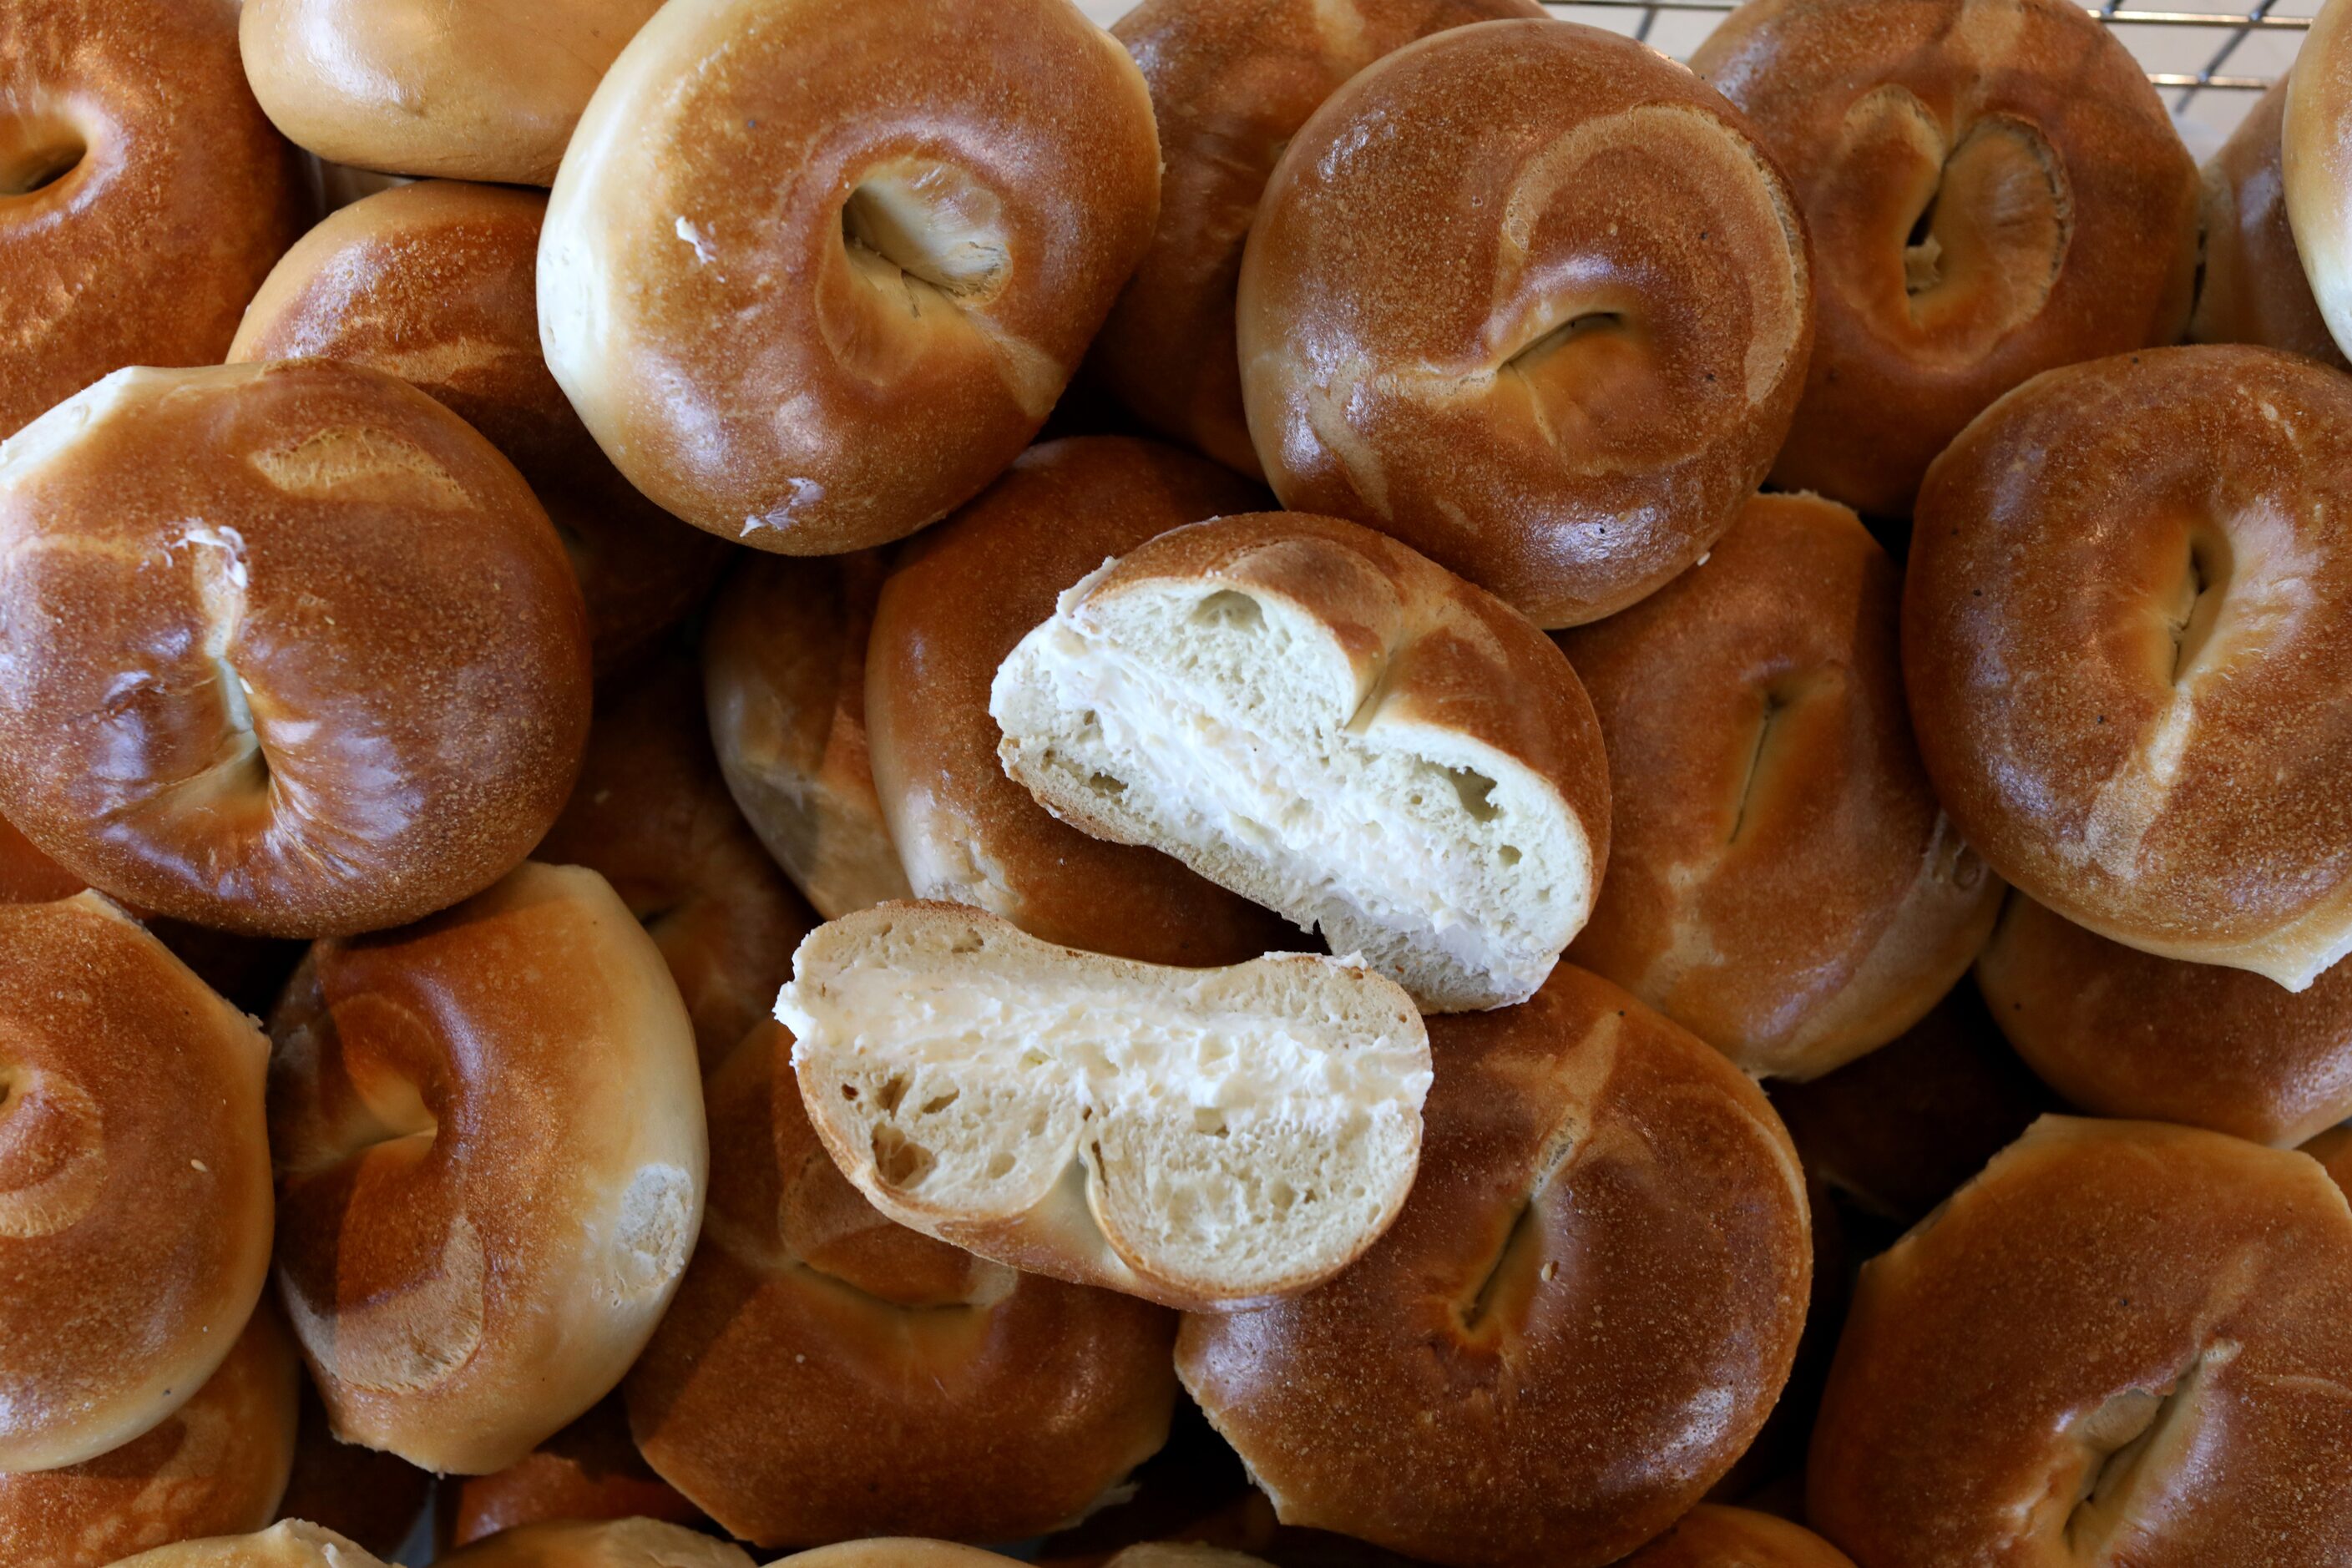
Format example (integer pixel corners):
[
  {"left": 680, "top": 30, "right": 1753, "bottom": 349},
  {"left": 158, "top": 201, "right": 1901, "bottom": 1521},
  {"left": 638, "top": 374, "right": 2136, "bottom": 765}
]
[
  {"left": 1237, "top": 20, "right": 1812, "bottom": 628},
  {"left": 434, "top": 1517, "right": 750, "bottom": 1568},
  {"left": 230, "top": 180, "right": 731, "bottom": 673},
  {"left": 2284, "top": 0, "right": 2352, "bottom": 360},
  {"left": 1558, "top": 492, "right": 2000, "bottom": 1078},
  {"left": 1621, "top": 1505, "right": 1858, "bottom": 1567},
  {"left": 536, "top": 653, "right": 812, "bottom": 1072},
  {"left": 628, "top": 1021, "right": 1177, "bottom": 1546},
  {"left": 1904, "top": 345, "right": 2352, "bottom": 990},
  {"left": 0, "top": 361, "right": 591, "bottom": 939},
  {"left": 444, "top": 1397, "right": 702, "bottom": 1550},
  {"left": 1177, "top": 965, "right": 1810, "bottom": 1568},
  {"left": 1094, "top": 0, "right": 1545, "bottom": 477},
  {"left": 1693, "top": 0, "right": 2198, "bottom": 517},
  {"left": 539, "top": 0, "right": 1163, "bottom": 554},
  {"left": 1808, "top": 1115, "right": 2352, "bottom": 1565},
  {"left": 0, "top": 1307, "right": 297, "bottom": 1566},
  {"left": 0, "top": 894, "right": 275, "bottom": 1472},
  {"left": 704, "top": 552, "right": 913, "bottom": 920},
  {"left": 0, "top": 0, "right": 308, "bottom": 439},
  {"left": 108, "top": 1520, "right": 387, "bottom": 1567},
  {"left": 1977, "top": 893, "right": 2352, "bottom": 1146},
  {"left": 2194, "top": 80, "right": 2348, "bottom": 367},
  {"left": 869, "top": 438, "right": 1291, "bottom": 966},
  {"left": 238, "top": 0, "right": 662, "bottom": 185}
]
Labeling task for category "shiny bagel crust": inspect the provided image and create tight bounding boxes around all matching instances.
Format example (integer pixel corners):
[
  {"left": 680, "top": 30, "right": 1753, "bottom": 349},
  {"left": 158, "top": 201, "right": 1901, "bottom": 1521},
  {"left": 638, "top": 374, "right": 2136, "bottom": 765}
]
[
  {"left": 1621, "top": 1505, "right": 1859, "bottom": 1567},
  {"left": 0, "top": 0, "right": 307, "bottom": 438},
  {"left": 2194, "top": 81, "right": 2347, "bottom": 366},
  {"left": 1177, "top": 965, "right": 1811, "bottom": 1568},
  {"left": 1237, "top": 19, "right": 1812, "bottom": 627},
  {"left": 107, "top": 1520, "right": 387, "bottom": 1567},
  {"left": 0, "top": 360, "right": 591, "bottom": 938},
  {"left": 539, "top": 0, "right": 1163, "bottom": 553},
  {"left": 0, "top": 893, "right": 274, "bottom": 1472},
  {"left": 868, "top": 437, "right": 1291, "bottom": 965},
  {"left": 1904, "top": 345, "right": 2352, "bottom": 989},
  {"left": 1693, "top": 0, "right": 2198, "bottom": 516},
  {"left": 1808, "top": 1115, "right": 2352, "bottom": 1565},
  {"left": 435, "top": 1517, "right": 751, "bottom": 1568},
  {"left": 237, "top": 0, "right": 662, "bottom": 185},
  {"left": 230, "top": 180, "right": 730, "bottom": 672},
  {"left": 268, "top": 863, "right": 706, "bottom": 1474},
  {"left": 1094, "top": 0, "right": 1545, "bottom": 476},
  {"left": 1559, "top": 492, "right": 2000, "bottom": 1078},
  {"left": 444, "top": 1397, "right": 702, "bottom": 1549},
  {"left": 2285, "top": 0, "right": 2352, "bottom": 360}
]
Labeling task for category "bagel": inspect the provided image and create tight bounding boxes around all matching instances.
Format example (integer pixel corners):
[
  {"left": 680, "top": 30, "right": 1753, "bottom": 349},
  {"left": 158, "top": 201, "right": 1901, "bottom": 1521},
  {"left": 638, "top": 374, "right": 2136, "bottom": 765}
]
[
  {"left": 230, "top": 180, "right": 731, "bottom": 672},
  {"left": 1093, "top": 0, "right": 1545, "bottom": 477},
  {"left": 2193, "top": 82, "right": 2347, "bottom": 366},
  {"left": 0, "top": 360, "right": 590, "bottom": 939},
  {"left": 107, "top": 1520, "right": 386, "bottom": 1568},
  {"left": 237, "top": 0, "right": 660, "bottom": 185},
  {"left": 628, "top": 1019, "right": 1177, "bottom": 1545},
  {"left": 704, "top": 553, "right": 913, "bottom": 920},
  {"left": 446, "top": 1397, "right": 701, "bottom": 1550},
  {"left": 0, "top": 893, "right": 273, "bottom": 1472},
  {"left": 2285, "top": 0, "right": 2352, "bottom": 359},
  {"left": 274, "top": 1384, "right": 432, "bottom": 1560},
  {"left": 1621, "top": 1506, "right": 1857, "bottom": 1567},
  {"left": 1103, "top": 1550, "right": 1272, "bottom": 1568},
  {"left": 0, "top": 1306, "right": 296, "bottom": 1567},
  {"left": 775, "top": 1546, "right": 1019, "bottom": 1568},
  {"left": 779, "top": 903, "right": 1432, "bottom": 1310},
  {"left": 869, "top": 438, "right": 1291, "bottom": 966},
  {"left": 991, "top": 510, "right": 1610, "bottom": 1011},
  {"left": 0, "top": 812, "right": 93, "bottom": 904},
  {"left": 0, "top": 0, "right": 306, "bottom": 439},
  {"left": 1808, "top": 1115, "right": 2352, "bottom": 1565},
  {"left": 1977, "top": 893, "right": 2352, "bottom": 1146},
  {"left": 536, "top": 653, "right": 812, "bottom": 1071},
  {"left": 269, "top": 862, "right": 706, "bottom": 1474},
  {"left": 1557, "top": 492, "right": 2000, "bottom": 1077},
  {"left": 437, "top": 1518, "right": 750, "bottom": 1568},
  {"left": 1237, "top": 19, "right": 1810, "bottom": 628},
  {"left": 539, "top": 0, "right": 1162, "bottom": 553},
  {"left": 1904, "top": 345, "right": 2352, "bottom": 989},
  {"left": 1692, "top": 0, "right": 2198, "bottom": 516},
  {"left": 2307, "top": 1123, "right": 2352, "bottom": 1194},
  {"left": 1177, "top": 965, "right": 1810, "bottom": 1568}
]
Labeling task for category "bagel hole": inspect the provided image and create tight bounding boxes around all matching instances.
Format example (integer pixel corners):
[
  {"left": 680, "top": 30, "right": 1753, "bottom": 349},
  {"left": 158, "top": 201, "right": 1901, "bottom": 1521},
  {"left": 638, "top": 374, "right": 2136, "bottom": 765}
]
[
  {"left": 840, "top": 160, "right": 1010, "bottom": 304},
  {"left": 1458, "top": 1196, "right": 1545, "bottom": 1332},
  {"left": 1904, "top": 190, "right": 1943, "bottom": 294},
  {"left": 2168, "top": 529, "right": 2234, "bottom": 683},
  {"left": 0, "top": 121, "right": 84, "bottom": 197},
  {"left": 2064, "top": 1343, "right": 2236, "bottom": 1555},
  {"left": 1903, "top": 117, "right": 2069, "bottom": 336},
  {"left": 1506, "top": 310, "right": 1628, "bottom": 374}
]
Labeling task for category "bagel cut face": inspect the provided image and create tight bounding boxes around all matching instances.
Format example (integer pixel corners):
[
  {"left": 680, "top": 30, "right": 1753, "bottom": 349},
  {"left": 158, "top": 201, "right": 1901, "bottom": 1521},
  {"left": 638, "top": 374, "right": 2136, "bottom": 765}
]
[
  {"left": 779, "top": 903, "right": 1433, "bottom": 1312},
  {"left": 991, "top": 513, "right": 1608, "bottom": 1013}
]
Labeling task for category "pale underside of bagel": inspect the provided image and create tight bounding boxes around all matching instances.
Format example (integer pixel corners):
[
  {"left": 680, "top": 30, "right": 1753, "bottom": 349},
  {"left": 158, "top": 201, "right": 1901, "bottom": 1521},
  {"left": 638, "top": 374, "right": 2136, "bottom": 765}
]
[
  {"left": 777, "top": 904, "right": 1431, "bottom": 1311},
  {"left": 989, "top": 574, "right": 1591, "bottom": 1011}
]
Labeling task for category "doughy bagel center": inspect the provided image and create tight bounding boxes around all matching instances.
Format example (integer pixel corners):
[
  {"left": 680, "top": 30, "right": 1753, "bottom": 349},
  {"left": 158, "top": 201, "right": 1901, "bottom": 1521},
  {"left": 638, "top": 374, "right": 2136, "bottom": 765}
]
[
  {"left": 2054, "top": 1341, "right": 2238, "bottom": 1557},
  {"left": 0, "top": 110, "right": 86, "bottom": 199},
  {"left": 839, "top": 159, "right": 1010, "bottom": 309},
  {"left": 2162, "top": 524, "right": 2235, "bottom": 684}
]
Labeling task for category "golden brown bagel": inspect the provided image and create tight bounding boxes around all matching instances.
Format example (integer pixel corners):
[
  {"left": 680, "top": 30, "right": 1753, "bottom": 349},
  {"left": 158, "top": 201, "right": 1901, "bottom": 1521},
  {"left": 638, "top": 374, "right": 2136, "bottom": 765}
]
[
  {"left": 1177, "top": 965, "right": 1810, "bottom": 1567},
  {"left": 230, "top": 180, "right": 731, "bottom": 672},
  {"left": 237, "top": 0, "right": 661, "bottom": 185},
  {"left": 2306, "top": 1123, "right": 2352, "bottom": 1195},
  {"left": 0, "top": 1306, "right": 296, "bottom": 1566},
  {"left": 0, "top": 360, "right": 590, "bottom": 939},
  {"left": 1692, "top": 0, "right": 2198, "bottom": 517},
  {"left": 774, "top": 1546, "right": 1021, "bottom": 1568},
  {"left": 0, "top": 893, "right": 273, "bottom": 1472},
  {"left": 704, "top": 553, "right": 912, "bottom": 920},
  {"left": 2286, "top": 0, "right": 2352, "bottom": 359},
  {"left": 1977, "top": 893, "right": 2352, "bottom": 1146},
  {"left": 536, "top": 653, "right": 812, "bottom": 1071},
  {"left": 274, "top": 1383, "right": 432, "bottom": 1560},
  {"left": 539, "top": 0, "right": 1162, "bottom": 554},
  {"left": 108, "top": 1520, "right": 387, "bottom": 1567},
  {"left": 2193, "top": 81, "right": 2348, "bottom": 367},
  {"left": 1237, "top": 19, "right": 1810, "bottom": 628},
  {"left": 1808, "top": 1115, "right": 2352, "bottom": 1565},
  {"left": 436, "top": 1517, "right": 750, "bottom": 1568},
  {"left": 1094, "top": 0, "right": 1545, "bottom": 476},
  {"left": 1904, "top": 345, "right": 2352, "bottom": 989},
  {"left": 627, "top": 1020, "right": 1176, "bottom": 1545},
  {"left": 268, "top": 863, "right": 706, "bottom": 1474},
  {"left": 868, "top": 438, "right": 1290, "bottom": 966},
  {"left": 445, "top": 1397, "right": 701, "bottom": 1550},
  {"left": 1621, "top": 1506, "right": 1857, "bottom": 1567},
  {"left": 0, "top": 0, "right": 307, "bottom": 439},
  {"left": 1558, "top": 492, "right": 2000, "bottom": 1077},
  {"left": 0, "top": 812, "right": 93, "bottom": 904}
]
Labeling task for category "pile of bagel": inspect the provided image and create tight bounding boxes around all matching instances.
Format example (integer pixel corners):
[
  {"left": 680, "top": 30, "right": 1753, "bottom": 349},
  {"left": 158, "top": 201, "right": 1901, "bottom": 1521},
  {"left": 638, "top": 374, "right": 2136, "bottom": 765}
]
[{"left": 5, "top": 0, "right": 2352, "bottom": 1563}]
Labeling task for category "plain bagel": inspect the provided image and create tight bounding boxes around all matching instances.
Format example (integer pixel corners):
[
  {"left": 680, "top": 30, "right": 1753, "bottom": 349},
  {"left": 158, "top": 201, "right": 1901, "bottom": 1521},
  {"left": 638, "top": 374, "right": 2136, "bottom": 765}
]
[
  {"left": 2284, "top": 0, "right": 2352, "bottom": 359},
  {"left": 1692, "top": 0, "right": 2199, "bottom": 516},
  {"left": 107, "top": 1521, "right": 387, "bottom": 1568},
  {"left": 2193, "top": 81, "right": 2348, "bottom": 366},
  {"left": 0, "top": 893, "right": 273, "bottom": 1472},
  {"left": 539, "top": 0, "right": 1163, "bottom": 553},
  {"left": 1237, "top": 19, "right": 1812, "bottom": 628},
  {"left": 1621, "top": 1505, "right": 1858, "bottom": 1567},
  {"left": 434, "top": 1517, "right": 751, "bottom": 1568},
  {"left": 269, "top": 862, "right": 706, "bottom": 1474},
  {"left": 0, "top": 360, "right": 591, "bottom": 938},
  {"left": 1177, "top": 965, "right": 1811, "bottom": 1568},
  {"left": 1904, "top": 345, "right": 2352, "bottom": 990},
  {"left": 443, "top": 1397, "right": 702, "bottom": 1550},
  {"left": 1558, "top": 491, "right": 2000, "bottom": 1078}
]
